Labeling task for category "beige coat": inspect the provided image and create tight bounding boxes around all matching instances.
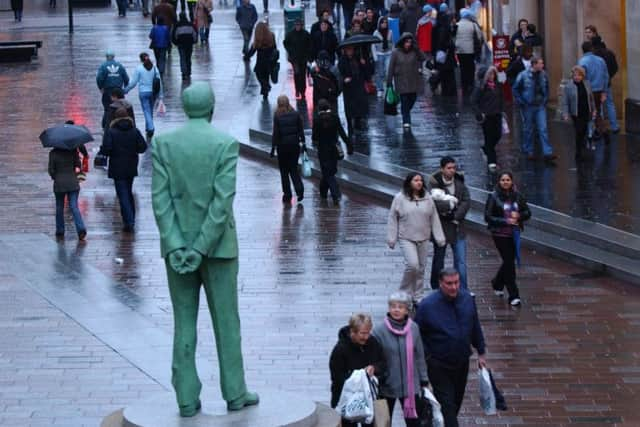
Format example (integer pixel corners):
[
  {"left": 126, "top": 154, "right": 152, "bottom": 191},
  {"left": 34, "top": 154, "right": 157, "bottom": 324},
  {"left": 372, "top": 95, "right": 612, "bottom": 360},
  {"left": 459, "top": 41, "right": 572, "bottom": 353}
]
[
  {"left": 195, "top": 0, "right": 213, "bottom": 28},
  {"left": 387, "top": 191, "right": 446, "bottom": 247}
]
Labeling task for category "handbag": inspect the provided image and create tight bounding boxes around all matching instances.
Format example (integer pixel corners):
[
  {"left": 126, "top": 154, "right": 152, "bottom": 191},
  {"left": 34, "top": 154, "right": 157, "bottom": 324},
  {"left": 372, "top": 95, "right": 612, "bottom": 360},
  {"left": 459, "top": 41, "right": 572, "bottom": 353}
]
[
  {"left": 364, "top": 80, "right": 377, "bottom": 95},
  {"left": 270, "top": 48, "right": 280, "bottom": 84},
  {"left": 152, "top": 67, "right": 161, "bottom": 98},
  {"left": 368, "top": 376, "right": 390, "bottom": 427},
  {"left": 93, "top": 153, "right": 108, "bottom": 169},
  {"left": 301, "top": 150, "right": 312, "bottom": 178}
]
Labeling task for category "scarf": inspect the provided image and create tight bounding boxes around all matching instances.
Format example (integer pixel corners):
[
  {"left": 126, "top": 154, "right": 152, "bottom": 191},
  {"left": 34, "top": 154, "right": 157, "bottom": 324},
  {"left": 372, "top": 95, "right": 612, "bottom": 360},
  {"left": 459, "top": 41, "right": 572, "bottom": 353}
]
[{"left": 384, "top": 316, "right": 417, "bottom": 419}]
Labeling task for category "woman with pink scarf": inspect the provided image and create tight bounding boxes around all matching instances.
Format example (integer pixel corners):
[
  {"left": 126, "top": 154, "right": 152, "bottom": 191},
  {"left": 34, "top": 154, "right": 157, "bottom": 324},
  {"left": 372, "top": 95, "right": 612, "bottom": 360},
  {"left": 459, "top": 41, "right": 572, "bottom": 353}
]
[{"left": 372, "top": 292, "right": 430, "bottom": 426}]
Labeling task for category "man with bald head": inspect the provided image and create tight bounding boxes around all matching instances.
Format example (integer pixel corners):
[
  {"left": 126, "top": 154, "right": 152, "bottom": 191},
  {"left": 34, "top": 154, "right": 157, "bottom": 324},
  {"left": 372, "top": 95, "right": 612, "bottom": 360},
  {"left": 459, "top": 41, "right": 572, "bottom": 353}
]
[{"left": 152, "top": 81, "right": 259, "bottom": 417}]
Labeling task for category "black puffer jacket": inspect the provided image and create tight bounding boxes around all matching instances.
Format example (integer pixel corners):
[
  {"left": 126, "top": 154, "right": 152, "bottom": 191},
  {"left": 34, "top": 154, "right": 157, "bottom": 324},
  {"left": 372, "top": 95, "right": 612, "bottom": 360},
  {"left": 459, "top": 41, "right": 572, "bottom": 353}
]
[
  {"left": 272, "top": 110, "right": 304, "bottom": 153},
  {"left": 329, "top": 325, "right": 387, "bottom": 409},
  {"left": 101, "top": 118, "right": 147, "bottom": 179}
]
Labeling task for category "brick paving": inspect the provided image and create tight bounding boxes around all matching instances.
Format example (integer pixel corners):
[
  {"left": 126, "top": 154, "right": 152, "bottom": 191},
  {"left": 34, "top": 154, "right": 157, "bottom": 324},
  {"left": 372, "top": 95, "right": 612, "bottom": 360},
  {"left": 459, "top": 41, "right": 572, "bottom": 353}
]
[{"left": 1, "top": 2, "right": 640, "bottom": 426}]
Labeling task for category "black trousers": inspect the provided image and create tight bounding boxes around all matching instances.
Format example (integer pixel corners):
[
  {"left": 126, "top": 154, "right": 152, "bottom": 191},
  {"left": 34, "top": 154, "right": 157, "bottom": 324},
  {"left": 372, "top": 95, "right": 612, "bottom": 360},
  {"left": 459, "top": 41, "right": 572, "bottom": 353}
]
[
  {"left": 481, "top": 113, "right": 502, "bottom": 165},
  {"left": 458, "top": 54, "right": 475, "bottom": 95},
  {"left": 572, "top": 115, "right": 589, "bottom": 157},
  {"left": 319, "top": 159, "right": 340, "bottom": 201},
  {"left": 492, "top": 235, "right": 519, "bottom": 300},
  {"left": 292, "top": 61, "right": 307, "bottom": 95},
  {"left": 385, "top": 395, "right": 428, "bottom": 427},
  {"left": 427, "top": 358, "right": 470, "bottom": 427},
  {"left": 101, "top": 88, "right": 116, "bottom": 129},
  {"left": 277, "top": 147, "right": 304, "bottom": 198}
]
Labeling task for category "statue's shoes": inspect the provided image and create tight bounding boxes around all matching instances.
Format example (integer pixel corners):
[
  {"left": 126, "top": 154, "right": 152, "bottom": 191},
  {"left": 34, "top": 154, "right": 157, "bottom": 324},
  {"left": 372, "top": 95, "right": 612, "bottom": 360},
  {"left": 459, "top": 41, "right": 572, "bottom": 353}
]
[
  {"left": 227, "top": 391, "right": 260, "bottom": 411},
  {"left": 179, "top": 399, "right": 201, "bottom": 417}
]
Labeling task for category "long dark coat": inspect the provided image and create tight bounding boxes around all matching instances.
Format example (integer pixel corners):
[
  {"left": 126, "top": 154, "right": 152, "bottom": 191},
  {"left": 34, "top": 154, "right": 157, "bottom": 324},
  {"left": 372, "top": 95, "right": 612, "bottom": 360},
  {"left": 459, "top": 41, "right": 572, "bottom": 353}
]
[
  {"left": 338, "top": 55, "right": 368, "bottom": 118},
  {"left": 101, "top": 118, "right": 147, "bottom": 180}
]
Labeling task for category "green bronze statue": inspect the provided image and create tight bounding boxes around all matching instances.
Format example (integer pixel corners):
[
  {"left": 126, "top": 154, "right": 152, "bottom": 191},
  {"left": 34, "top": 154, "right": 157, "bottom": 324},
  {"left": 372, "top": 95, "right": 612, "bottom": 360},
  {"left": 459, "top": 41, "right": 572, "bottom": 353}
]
[{"left": 151, "top": 81, "right": 259, "bottom": 417}]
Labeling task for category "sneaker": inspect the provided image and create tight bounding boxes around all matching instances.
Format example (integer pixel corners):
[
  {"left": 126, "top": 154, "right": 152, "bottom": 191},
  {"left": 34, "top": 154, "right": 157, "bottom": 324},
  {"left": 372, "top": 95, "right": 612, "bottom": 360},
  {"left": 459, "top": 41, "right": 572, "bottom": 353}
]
[
  {"left": 402, "top": 123, "right": 411, "bottom": 129},
  {"left": 78, "top": 230, "right": 87, "bottom": 241},
  {"left": 488, "top": 163, "right": 497, "bottom": 171},
  {"left": 297, "top": 194, "right": 304, "bottom": 203},
  {"left": 377, "top": 90, "right": 384, "bottom": 98},
  {"left": 494, "top": 290, "right": 505, "bottom": 297},
  {"left": 510, "top": 298, "right": 522, "bottom": 306}
]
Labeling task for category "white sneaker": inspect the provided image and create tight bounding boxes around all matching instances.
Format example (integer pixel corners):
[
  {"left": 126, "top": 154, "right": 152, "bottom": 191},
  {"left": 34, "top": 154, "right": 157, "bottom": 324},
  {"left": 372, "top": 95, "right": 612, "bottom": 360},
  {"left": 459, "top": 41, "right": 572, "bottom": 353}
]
[
  {"left": 377, "top": 90, "right": 384, "bottom": 98},
  {"left": 488, "top": 163, "right": 497, "bottom": 171},
  {"left": 510, "top": 298, "right": 522, "bottom": 306},
  {"left": 494, "top": 290, "right": 505, "bottom": 297},
  {"left": 403, "top": 123, "right": 411, "bottom": 129}
]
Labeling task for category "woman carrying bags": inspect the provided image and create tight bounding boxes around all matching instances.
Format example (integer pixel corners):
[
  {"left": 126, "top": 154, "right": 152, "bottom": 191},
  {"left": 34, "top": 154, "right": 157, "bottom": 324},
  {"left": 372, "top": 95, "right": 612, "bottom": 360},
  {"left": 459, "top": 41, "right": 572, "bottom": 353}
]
[
  {"left": 387, "top": 33, "right": 426, "bottom": 130},
  {"left": 372, "top": 291, "right": 430, "bottom": 427},
  {"left": 387, "top": 172, "right": 446, "bottom": 303},
  {"left": 484, "top": 171, "right": 531, "bottom": 307}
]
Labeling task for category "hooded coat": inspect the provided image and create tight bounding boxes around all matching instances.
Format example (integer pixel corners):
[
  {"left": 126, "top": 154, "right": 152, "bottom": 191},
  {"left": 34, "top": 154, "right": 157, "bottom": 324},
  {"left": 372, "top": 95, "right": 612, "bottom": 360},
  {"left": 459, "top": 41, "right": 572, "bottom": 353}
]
[
  {"left": 101, "top": 117, "right": 148, "bottom": 180},
  {"left": 338, "top": 53, "right": 369, "bottom": 118},
  {"left": 399, "top": 0, "right": 419, "bottom": 36},
  {"left": 48, "top": 149, "right": 80, "bottom": 194},
  {"left": 329, "top": 325, "right": 387, "bottom": 408},
  {"left": 387, "top": 33, "right": 426, "bottom": 95},
  {"left": 470, "top": 67, "right": 504, "bottom": 116}
]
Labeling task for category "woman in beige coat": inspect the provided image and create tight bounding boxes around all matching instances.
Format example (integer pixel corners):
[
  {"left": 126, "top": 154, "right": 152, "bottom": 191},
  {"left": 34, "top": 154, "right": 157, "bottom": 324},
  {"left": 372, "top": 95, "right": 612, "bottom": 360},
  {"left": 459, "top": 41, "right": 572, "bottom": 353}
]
[
  {"left": 195, "top": 0, "right": 213, "bottom": 44},
  {"left": 387, "top": 172, "right": 445, "bottom": 303}
]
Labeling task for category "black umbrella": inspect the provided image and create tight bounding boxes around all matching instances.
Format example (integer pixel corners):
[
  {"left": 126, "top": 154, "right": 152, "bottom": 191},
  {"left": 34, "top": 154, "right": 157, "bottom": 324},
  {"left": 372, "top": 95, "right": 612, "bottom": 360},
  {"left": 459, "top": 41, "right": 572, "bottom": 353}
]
[
  {"left": 339, "top": 34, "right": 382, "bottom": 48},
  {"left": 40, "top": 124, "right": 94, "bottom": 150}
]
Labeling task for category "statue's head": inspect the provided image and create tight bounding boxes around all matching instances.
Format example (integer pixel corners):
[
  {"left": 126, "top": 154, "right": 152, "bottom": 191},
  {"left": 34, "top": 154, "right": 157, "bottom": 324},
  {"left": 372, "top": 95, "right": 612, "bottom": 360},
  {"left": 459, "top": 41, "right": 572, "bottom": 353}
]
[{"left": 182, "top": 81, "right": 215, "bottom": 120}]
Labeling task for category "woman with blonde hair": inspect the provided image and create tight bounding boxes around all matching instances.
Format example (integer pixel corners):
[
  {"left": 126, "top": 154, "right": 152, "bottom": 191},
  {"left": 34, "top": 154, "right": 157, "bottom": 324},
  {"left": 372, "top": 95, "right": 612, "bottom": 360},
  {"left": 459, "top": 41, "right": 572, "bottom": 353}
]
[
  {"left": 247, "top": 21, "right": 277, "bottom": 99},
  {"left": 271, "top": 95, "right": 305, "bottom": 203},
  {"left": 562, "top": 65, "right": 596, "bottom": 160}
]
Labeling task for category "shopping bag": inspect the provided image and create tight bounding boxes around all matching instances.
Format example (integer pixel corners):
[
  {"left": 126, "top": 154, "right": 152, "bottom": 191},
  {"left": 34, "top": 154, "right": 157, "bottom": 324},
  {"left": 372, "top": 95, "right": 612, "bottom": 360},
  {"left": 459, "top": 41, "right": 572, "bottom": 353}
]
[
  {"left": 421, "top": 388, "right": 444, "bottom": 427},
  {"left": 478, "top": 367, "right": 497, "bottom": 415},
  {"left": 81, "top": 155, "right": 89, "bottom": 173},
  {"left": 93, "top": 153, "right": 108, "bottom": 169},
  {"left": 337, "top": 369, "right": 374, "bottom": 423},
  {"left": 301, "top": 151, "right": 312, "bottom": 178},
  {"left": 383, "top": 99, "right": 398, "bottom": 116},
  {"left": 501, "top": 114, "right": 510, "bottom": 135},
  {"left": 155, "top": 100, "right": 166, "bottom": 117},
  {"left": 368, "top": 376, "right": 390, "bottom": 427},
  {"left": 488, "top": 370, "right": 508, "bottom": 411},
  {"left": 385, "top": 86, "right": 400, "bottom": 105}
]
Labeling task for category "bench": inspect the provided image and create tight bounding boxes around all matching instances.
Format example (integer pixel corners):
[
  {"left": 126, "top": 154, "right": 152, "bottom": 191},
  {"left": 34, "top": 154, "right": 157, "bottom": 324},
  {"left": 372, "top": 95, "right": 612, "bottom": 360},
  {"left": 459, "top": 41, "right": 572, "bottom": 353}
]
[{"left": 0, "top": 41, "right": 43, "bottom": 63}]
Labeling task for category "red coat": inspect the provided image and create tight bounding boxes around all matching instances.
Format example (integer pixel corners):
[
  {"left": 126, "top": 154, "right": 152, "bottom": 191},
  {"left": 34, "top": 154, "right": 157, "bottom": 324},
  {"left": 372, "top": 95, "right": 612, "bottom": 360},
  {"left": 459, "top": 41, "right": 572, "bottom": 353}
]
[{"left": 416, "top": 20, "right": 433, "bottom": 53}]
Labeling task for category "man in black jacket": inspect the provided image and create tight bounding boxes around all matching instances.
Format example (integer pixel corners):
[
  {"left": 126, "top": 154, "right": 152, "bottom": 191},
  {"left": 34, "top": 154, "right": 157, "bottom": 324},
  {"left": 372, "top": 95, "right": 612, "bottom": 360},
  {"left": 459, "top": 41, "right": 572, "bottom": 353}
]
[
  {"left": 592, "top": 35, "right": 620, "bottom": 133},
  {"left": 428, "top": 156, "right": 471, "bottom": 291},
  {"left": 172, "top": 12, "right": 198, "bottom": 80},
  {"left": 283, "top": 19, "right": 312, "bottom": 99}
]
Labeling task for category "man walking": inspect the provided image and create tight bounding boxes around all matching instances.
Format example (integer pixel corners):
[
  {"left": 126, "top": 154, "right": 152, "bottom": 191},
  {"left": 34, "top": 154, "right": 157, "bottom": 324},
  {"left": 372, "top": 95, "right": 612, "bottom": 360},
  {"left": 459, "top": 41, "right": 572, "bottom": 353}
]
[
  {"left": 284, "top": 19, "right": 312, "bottom": 100},
  {"left": 592, "top": 36, "right": 620, "bottom": 134},
  {"left": 96, "top": 49, "right": 129, "bottom": 130},
  {"left": 152, "top": 82, "right": 259, "bottom": 416},
  {"left": 512, "top": 57, "right": 557, "bottom": 163},
  {"left": 428, "top": 157, "right": 470, "bottom": 291},
  {"left": 172, "top": 12, "right": 198, "bottom": 80},
  {"left": 236, "top": 0, "right": 258, "bottom": 59},
  {"left": 415, "top": 268, "right": 487, "bottom": 427},
  {"left": 579, "top": 40, "right": 611, "bottom": 143}
]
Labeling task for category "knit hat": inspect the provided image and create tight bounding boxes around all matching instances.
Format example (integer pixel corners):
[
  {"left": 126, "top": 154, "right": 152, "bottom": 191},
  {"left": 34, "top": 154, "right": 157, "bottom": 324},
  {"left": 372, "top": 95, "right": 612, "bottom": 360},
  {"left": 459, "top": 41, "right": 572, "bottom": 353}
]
[
  {"left": 105, "top": 49, "right": 115, "bottom": 58},
  {"left": 460, "top": 8, "right": 472, "bottom": 19},
  {"left": 439, "top": 3, "right": 448, "bottom": 12},
  {"left": 182, "top": 81, "right": 215, "bottom": 118},
  {"left": 422, "top": 4, "right": 432, "bottom": 13}
]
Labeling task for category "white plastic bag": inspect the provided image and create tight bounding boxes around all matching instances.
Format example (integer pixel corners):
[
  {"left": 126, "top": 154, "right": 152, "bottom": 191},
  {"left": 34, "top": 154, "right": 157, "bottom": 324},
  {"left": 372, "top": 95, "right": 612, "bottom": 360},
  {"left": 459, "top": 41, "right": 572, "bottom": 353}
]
[
  {"left": 155, "top": 99, "right": 166, "bottom": 117},
  {"left": 501, "top": 114, "right": 510, "bottom": 135},
  {"left": 478, "top": 367, "right": 497, "bottom": 415},
  {"left": 422, "top": 388, "right": 445, "bottom": 427},
  {"left": 337, "top": 369, "right": 374, "bottom": 423},
  {"left": 435, "top": 50, "right": 447, "bottom": 64}
]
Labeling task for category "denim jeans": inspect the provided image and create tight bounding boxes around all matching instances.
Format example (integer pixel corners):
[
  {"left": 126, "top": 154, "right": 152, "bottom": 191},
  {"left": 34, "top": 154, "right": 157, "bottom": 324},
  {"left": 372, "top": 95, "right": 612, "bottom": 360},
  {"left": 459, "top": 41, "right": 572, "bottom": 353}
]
[
  {"left": 178, "top": 45, "right": 193, "bottom": 77},
  {"left": 139, "top": 91, "right": 155, "bottom": 133},
  {"left": 430, "top": 238, "right": 468, "bottom": 290},
  {"left": 114, "top": 178, "right": 136, "bottom": 227},
  {"left": 374, "top": 54, "right": 390, "bottom": 92},
  {"left": 199, "top": 26, "right": 210, "bottom": 43},
  {"left": 400, "top": 93, "right": 417, "bottom": 125},
  {"left": 521, "top": 104, "right": 552, "bottom": 156},
  {"left": 605, "top": 85, "right": 619, "bottom": 131},
  {"left": 55, "top": 191, "right": 86, "bottom": 235}
]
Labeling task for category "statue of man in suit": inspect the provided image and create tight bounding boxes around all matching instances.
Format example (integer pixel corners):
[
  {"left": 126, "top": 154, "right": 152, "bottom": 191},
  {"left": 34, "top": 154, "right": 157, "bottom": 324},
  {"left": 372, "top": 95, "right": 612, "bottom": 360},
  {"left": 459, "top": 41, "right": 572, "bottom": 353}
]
[{"left": 151, "top": 81, "right": 259, "bottom": 417}]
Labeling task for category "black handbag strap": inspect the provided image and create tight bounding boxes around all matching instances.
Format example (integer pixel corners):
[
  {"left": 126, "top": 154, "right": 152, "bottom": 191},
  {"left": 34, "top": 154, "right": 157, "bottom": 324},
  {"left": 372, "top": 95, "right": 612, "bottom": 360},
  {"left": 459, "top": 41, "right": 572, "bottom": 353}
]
[{"left": 366, "top": 374, "right": 379, "bottom": 400}]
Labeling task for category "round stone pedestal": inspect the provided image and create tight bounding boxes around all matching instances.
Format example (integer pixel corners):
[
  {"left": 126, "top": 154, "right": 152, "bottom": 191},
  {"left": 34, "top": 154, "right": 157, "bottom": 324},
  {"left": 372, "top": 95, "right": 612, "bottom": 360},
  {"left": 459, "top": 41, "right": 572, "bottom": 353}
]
[{"left": 121, "top": 392, "right": 319, "bottom": 427}]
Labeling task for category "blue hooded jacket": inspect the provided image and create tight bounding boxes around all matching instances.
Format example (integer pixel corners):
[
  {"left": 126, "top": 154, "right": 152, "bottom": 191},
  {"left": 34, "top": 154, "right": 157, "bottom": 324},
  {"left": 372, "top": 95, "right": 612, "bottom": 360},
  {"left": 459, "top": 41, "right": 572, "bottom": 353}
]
[
  {"left": 414, "top": 289, "right": 486, "bottom": 367},
  {"left": 578, "top": 52, "right": 609, "bottom": 92}
]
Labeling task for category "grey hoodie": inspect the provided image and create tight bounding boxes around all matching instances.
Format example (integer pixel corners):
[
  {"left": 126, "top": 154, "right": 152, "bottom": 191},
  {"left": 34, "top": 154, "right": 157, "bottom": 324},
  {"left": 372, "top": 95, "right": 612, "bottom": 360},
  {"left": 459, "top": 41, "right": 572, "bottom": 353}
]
[{"left": 387, "top": 191, "right": 445, "bottom": 247}]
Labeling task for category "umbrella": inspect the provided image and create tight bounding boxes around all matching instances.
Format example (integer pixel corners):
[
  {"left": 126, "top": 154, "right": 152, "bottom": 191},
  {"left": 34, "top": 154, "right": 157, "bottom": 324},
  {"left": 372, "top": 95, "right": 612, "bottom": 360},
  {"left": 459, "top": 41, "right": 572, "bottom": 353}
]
[
  {"left": 339, "top": 34, "right": 382, "bottom": 48},
  {"left": 40, "top": 124, "right": 94, "bottom": 150}
]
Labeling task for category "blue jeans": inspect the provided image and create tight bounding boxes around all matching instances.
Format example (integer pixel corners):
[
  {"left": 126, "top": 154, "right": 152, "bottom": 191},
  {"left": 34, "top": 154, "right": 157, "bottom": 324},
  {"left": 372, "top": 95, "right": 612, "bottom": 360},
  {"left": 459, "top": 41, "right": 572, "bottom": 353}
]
[
  {"left": 605, "top": 86, "right": 619, "bottom": 131},
  {"left": 55, "top": 191, "right": 85, "bottom": 235},
  {"left": 430, "top": 238, "right": 468, "bottom": 290},
  {"left": 521, "top": 104, "right": 552, "bottom": 156},
  {"left": 375, "top": 54, "right": 389, "bottom": 92},
  {"left": 199, "top": 26, "right": 210, "bottom": 43},
  {"left": 139, "top": 91, "right": 155, "bottom": 133},
  {"left": 114, "top": 178, "right": 135, "bottom": 227}
]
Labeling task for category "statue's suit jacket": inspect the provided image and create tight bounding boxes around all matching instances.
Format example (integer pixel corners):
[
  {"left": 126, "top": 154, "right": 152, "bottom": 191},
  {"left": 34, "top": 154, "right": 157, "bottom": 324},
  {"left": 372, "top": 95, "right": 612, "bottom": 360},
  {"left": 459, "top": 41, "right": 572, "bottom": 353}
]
[{"left": 152, "top": 119, "right": 239, "bottom": 259}]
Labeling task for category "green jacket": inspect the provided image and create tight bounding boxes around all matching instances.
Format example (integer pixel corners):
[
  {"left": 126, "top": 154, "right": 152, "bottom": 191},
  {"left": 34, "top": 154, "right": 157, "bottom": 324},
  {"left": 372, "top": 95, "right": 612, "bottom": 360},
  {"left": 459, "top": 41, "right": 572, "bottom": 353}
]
[{"left": 152, "top": 118, "right": 239, "bottom": 259}]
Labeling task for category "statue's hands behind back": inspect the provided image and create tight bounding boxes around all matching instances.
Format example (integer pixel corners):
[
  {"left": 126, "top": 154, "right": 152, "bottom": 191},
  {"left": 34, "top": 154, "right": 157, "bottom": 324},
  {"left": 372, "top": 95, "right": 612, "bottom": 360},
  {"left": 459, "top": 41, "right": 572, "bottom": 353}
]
[{"left": 168, "top": 249, "right": 202, "bottom": 274}]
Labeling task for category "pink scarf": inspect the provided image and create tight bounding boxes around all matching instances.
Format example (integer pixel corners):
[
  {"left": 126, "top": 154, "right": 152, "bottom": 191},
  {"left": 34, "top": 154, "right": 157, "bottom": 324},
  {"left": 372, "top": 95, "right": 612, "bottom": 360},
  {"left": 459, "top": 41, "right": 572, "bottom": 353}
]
[{"left": 384, "top": 316, "right": 417, "bottom": 418}]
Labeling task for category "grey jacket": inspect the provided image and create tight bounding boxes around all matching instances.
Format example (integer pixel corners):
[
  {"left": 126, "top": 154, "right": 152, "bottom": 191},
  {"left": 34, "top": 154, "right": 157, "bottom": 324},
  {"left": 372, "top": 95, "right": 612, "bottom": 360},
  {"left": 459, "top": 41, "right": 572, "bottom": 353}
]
[
  {"left": 48, "top": 148, "right": 80, "bottom": 193},
  {"left": 387, "top": 36, "right": 426, "bottom": 95},
  {"left": 562, "top": 79, "right": 595, "bottom": 118},
  {"left": 455, "top": 18, "right": 482, "bottom": 54},
  {"left": 387, "top": 191, "right": 446, "bottom": 247},
  {"left": 372, "top": 317, "right": 429, "bottom": 398}
]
